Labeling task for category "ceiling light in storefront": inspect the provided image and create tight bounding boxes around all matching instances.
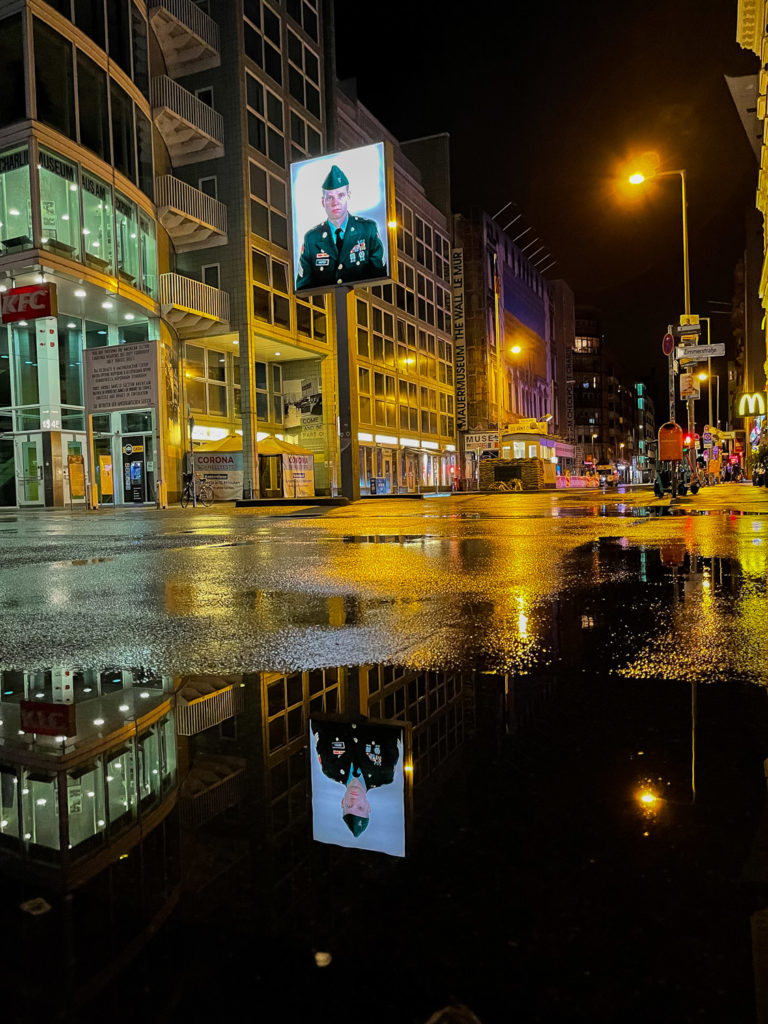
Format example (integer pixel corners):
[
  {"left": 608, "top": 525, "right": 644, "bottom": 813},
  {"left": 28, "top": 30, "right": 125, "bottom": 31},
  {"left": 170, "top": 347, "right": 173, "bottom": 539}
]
[
  {"left": 40, "top": 238, "right": 48, "bottom": 245},
  {"left": 35, "top": 693, "right": 44, "bottom": 698},
  {"left": 35, "top": 275, "right": 45, "bottom": 283},
  {"left": 0, "top": 285, "right": 6, "bottom": 293},
  {"left": 139, "top": 692, "right": 150, "bottom": 699},
  {"left": 93, "top": 718, "right": 105, "bottom": 726},
  {"left": 62, "top": 215, "right": 69, "bottom": 221},
  {"left": 8, "top": 208, "right": 19, "bottom": 216},
  {"left": 119, "top": 705, "right": 129, "bottom": 712},
  {"left": 124, "top": 314, "right": 135, "bottom": 320},
  {"left": 275, "top": 351, "right": 281, "bottom": 356},
  {"left": 69, "top": 184, "right": 77, "bottom": 192},
  {"left": 101, "top": 301, "right": 113, "bottom": 309},
  {"left": 82, "top": 228, "right": 90, "bottom": 235},
  {"left": 19, "top": 321, "right": 27, "bottom": 327},
  {"left": 67, "top": 322, "right": 76, "bottom": 329},
  {"left": 74, "top": 289, "right": 86, "bottom": 298},
  {"left": 232, "top": 340, "right": 238, "bottom": 345},
  {"left": 97, "top": 330, "right": 107, "bottom": 335},
  {"left": 130, "top": 232, "right": 137, "bottom": 239}
]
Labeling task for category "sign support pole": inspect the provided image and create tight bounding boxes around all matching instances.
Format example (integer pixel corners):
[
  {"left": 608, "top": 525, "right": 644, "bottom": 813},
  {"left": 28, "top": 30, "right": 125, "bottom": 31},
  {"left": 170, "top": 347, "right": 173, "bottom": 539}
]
[
  {"left": 334, "top": 286, "right": 358, "bottom": 501},
  {"left": 86, "top": 412, "right": 98, "bottom": 511}
]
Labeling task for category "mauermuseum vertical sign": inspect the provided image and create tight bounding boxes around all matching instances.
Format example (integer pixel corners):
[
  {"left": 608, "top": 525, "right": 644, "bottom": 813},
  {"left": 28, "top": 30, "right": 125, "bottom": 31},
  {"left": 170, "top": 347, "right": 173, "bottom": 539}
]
[{"left": 451, "top": 248, "right": 467, "bottom": 431}]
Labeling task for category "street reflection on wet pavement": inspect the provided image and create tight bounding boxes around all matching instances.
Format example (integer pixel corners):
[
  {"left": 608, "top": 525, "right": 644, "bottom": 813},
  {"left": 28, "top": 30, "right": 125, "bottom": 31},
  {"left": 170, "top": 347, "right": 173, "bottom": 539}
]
[{"left": 1, "top": 501, "right": 768, "bottom": 1021}]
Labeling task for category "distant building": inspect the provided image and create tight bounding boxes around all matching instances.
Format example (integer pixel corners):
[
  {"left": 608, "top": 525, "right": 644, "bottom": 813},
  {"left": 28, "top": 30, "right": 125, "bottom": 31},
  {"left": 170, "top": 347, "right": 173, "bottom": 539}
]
[
  {"left": 573, "top": 308, "right": 642, "bottom": 478},
  {"left": 635, "top": 382, "right": 656, "bottom": 481},
  {"left": 454, "top": 211, "right": 572, "bottom": 485}
]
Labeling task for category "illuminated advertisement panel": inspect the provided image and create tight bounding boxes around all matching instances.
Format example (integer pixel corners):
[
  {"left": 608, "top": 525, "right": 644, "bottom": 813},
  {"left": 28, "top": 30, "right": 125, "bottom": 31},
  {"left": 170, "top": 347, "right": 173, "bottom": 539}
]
[
  {"left": 290, "top": 143, "right": 395, "bottom": 295},
  {"left": 309, "top": 715, "right": 407, "bottom": 856}
]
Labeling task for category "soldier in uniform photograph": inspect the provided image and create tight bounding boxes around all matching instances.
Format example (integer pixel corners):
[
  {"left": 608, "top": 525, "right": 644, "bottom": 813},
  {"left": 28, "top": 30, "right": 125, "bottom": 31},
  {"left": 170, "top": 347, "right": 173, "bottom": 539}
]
[
  {"left": 296, "top": 164, "right": 387, "bottom": 290},
  {"left": 312, "top": 717, "right": 400, "bottom": 837}
]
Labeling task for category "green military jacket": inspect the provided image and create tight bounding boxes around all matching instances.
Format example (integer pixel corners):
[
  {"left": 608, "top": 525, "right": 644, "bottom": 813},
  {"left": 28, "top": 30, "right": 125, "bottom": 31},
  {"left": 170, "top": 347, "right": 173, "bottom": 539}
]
[
  {"left": 313, "top": 718, "right": 400, "bottom": 790},
  {"left": 297, "top": 216, "right": 387, "bottom": 290}
]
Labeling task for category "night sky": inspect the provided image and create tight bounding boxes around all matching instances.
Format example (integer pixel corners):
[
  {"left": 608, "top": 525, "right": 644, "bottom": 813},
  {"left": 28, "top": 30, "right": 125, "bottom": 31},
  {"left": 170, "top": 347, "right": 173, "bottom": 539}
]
[{"left": 335, "top": 0, "right": 760, "bottom": 408}]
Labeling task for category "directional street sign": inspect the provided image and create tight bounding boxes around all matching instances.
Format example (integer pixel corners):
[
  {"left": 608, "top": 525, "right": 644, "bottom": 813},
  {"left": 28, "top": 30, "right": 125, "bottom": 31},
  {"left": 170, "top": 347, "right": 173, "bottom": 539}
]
[
  {"left": 675, "top": 343, "right": 725, "bottom": 360},
  {"left": 672, "top": 323, "right": 701, "bottom": 338}
]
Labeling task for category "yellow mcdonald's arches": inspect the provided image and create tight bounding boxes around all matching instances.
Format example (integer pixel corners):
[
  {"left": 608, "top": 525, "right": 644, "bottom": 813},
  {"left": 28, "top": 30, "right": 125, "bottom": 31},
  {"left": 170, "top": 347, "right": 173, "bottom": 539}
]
[{"left": 737, "top": 392, "right": 766, "bottom": 416}]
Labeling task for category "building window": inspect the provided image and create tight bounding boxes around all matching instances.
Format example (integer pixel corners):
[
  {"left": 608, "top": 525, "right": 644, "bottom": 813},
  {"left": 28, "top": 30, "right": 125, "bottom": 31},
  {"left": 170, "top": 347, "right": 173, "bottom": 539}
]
[
  {"left": 0, "top": 15, "right": 26, "bottom": 128},
  {"left": 38, "top": 150, "right": 81, "bottom": 258},
  {"left": 252, "top": 248, "right": 290, "bottom": 329},
  {"left": 202, "top": 263, "right": 220, "bottom": 289},
  {"left": 114, "top": 192, "right": 139, "bottom": 285},
  {"left": 81, "top": 169, "right": 113, "bottom": 273},
  {"left": 254, "top": 360, "right": 283, "bottom": 424},
  {"left": 199, "top": 176, "right": 217, "bottom": 199},
  {"left": 195, "top": 86, "right": 214, "bottom": 107},
  {"left": 186, "top": 344, "right": 228, "bottom": 417},
  {"left": 138, "top": 210, "right": 157, "bottom": 298},
  {"left": 244, "top": 3, "right": 282, "bottom": 86},
  {"left": 287, "top": 28, "right": 320, "bottom": 117},
  {"left": 358, "top": 366, "right": 371, "bottom": 423},
  {"left": 0, "top": 148, "right": 32, "bottom": 251},
  {"left": 33, "top": 20, "right": 75, "bottom": 138},
  {"left": 76, "top": 52, "right": 110, "bottom": 163},
  {"left": 249, "top": 159, "right": 287, "bottom": 246},
  {"left": 246, "top": 73, "right": 285, "bottom": 167},
  {"left": 289, "top": 110, "right": 321, "bottom": 162},
  {"left": 286, "top": 0, "right": 319, "bottom": 42}
]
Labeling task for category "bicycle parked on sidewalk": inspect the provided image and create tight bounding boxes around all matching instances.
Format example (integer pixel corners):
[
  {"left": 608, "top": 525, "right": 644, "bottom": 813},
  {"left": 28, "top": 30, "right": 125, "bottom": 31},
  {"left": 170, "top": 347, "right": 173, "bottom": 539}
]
[{"left": 180, "top": 473, "right": 214, "bottom": 508}]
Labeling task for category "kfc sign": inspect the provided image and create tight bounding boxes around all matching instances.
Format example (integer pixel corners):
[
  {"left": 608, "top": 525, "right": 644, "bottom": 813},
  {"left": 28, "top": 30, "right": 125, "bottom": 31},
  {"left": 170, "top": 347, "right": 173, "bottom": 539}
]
[
  {"left": 1, "top": 283, "right": 58, "bottom": 323},
  {"left": 19, "top": 700, "right": 76, "bottom": 737}
]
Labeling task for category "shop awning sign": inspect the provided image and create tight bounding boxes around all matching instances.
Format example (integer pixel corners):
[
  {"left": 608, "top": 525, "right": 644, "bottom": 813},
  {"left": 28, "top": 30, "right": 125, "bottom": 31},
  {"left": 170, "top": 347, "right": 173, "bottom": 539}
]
[{"left": 464, "top": 431, "right": 499, "bottom": 451}]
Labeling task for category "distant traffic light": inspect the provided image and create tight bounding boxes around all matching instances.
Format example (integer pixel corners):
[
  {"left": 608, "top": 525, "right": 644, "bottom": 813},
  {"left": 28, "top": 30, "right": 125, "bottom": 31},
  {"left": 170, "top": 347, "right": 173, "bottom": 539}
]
[{"left": 683, "top": 433, "right": 693, "bottom": 447}]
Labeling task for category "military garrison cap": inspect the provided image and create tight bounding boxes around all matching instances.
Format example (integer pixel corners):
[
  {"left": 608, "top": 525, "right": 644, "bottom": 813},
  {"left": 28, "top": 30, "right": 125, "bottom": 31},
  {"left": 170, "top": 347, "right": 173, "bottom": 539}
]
[
  {"left": 322, "top": 164, "right": 349, "bottom": 190},
  {"left": 343, "top": 813, "right": 369, "bottom": 837}
]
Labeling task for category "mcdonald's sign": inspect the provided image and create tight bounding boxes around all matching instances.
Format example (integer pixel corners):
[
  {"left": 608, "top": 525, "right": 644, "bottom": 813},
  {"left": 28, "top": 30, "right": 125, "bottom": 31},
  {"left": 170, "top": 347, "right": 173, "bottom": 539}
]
[{"left": 736, "top": 392, "right": 766, "bottom": 417}]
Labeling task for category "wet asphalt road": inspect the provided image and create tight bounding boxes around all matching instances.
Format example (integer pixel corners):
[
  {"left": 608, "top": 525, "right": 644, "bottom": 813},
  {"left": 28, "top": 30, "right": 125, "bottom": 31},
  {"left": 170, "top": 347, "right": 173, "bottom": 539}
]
[{"left": 1, "top": 483, "right": 767, "bottom": 677}]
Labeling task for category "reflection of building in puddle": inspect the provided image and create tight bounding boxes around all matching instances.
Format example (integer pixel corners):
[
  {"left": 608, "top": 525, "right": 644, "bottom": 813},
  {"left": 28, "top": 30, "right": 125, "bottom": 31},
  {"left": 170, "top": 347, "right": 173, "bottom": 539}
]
[{"left": 0, "top": 666, "right": 179, "bottom": 1017}]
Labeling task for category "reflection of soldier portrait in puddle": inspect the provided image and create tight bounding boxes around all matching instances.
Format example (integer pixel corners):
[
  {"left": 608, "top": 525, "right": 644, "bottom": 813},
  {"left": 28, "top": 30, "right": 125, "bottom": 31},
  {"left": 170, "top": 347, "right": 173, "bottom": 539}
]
[
  {"left": 312, "top": 719, "right": 400, "bottom": 837},
  {"left": 296, "top": 164, "right": 387, "bottom": 291}
]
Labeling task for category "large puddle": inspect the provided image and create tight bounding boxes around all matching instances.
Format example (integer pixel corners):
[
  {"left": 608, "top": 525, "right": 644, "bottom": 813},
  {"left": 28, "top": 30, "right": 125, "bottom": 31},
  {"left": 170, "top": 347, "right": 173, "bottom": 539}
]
[{"left": 1, "top": 531, "right": 768, "bottom": 1022}]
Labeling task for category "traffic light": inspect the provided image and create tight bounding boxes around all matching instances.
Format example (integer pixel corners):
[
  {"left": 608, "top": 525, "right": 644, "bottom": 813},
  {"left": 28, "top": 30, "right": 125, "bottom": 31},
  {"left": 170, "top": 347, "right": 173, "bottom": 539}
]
[{"left": 683, "top": 433, "right": 693, "bottom": 448}]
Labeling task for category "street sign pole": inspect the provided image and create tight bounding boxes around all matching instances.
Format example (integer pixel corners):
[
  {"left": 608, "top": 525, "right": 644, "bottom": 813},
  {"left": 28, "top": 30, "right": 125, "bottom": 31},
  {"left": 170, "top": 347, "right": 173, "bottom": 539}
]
[{"left": 663, "top": 327, "right": 675, "bottom": 423}]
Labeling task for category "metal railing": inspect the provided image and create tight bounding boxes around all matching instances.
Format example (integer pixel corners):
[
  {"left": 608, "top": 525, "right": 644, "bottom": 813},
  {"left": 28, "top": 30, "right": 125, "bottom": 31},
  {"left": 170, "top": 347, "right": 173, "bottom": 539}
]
[
  {"left": 150, "top": 75, "right": 224, "bottom": 144},
  {"left": 155, "top": 175, "right": 227, "bottom": 234},
  {"left": 159, "top": 272, "right": 230, "bottom": 322},
  {"left": 180, "top": 761, "right": 247, "bottom": 829},
  {"left": 150, "top": 0, "right": 220, "bottom": 51},
  {"left": 176, "top": 683, "right": 244, "bottom": 736}
]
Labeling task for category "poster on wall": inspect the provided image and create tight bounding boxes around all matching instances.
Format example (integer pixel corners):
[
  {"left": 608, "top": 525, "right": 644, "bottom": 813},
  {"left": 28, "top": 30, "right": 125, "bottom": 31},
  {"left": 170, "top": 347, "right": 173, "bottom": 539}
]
[
  {"left": 309, "top": 715, "right": 407, "bottom": 857},
  {"left": 282, "top": 452, "right": 315, "bottom": 497},
  {"left": 290, "top": 142, "right": 396, "bottom": 294},
  {"left": 285, "top": 377, "right": 325, "bottom": 451},
  {"left": 194, "top": 451, "right": 243, "bottom": 501}
]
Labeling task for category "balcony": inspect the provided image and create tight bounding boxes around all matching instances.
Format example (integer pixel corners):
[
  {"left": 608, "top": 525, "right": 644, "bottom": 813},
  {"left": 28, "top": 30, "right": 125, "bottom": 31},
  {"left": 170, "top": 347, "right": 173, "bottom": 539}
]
[
  {"left": 149, "top": 0, "right": 220, "bottom": 78},
  {"left": 180, "top": 756, "right": 247, "bottom": 829},
  {"left": 156, "top": 175, "right": 227, "bottom": 252},
  {"left": 160, "top": 272, "right": 229, "bottom": 337},
  {"left": 176, "top": 675, "right": 245, "bottom": 735},
  {"left": 151, "top": 76, "right": 224, "bottom": 167}
]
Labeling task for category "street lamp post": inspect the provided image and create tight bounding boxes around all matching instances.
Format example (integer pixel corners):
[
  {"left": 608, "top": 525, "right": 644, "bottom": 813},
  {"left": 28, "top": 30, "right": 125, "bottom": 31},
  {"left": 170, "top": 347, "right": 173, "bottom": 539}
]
[
  {"left": 629, "top": 168, "right": 693, "bottom": 433},
  {"left": 591, "top": 431, "right": 598, "bottom": 464}
]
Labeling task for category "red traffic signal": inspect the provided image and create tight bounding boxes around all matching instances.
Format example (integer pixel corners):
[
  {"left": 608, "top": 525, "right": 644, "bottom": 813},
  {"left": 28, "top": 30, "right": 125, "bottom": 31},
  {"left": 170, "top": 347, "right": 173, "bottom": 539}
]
[{"left": 683, "top": 434, "right": 693, "bottom": 446}]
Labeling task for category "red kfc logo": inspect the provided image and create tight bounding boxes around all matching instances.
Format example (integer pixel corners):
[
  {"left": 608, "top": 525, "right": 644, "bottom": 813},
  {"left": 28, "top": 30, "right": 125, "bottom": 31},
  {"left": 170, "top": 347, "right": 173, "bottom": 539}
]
[{"left": 1, "top": 284, "right": 58, "bottom": 323}]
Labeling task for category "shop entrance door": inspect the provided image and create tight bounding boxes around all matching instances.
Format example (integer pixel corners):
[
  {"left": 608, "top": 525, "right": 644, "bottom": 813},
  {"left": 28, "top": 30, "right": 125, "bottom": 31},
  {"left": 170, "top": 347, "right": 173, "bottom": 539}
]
[
  {"left": 62, "top": 436, "right": 87, "bottom": 506},
  {"left": 122, "top": 436, "right": 147, "bottom": 503},
  {"left": 14, "top": 435, "right": 44, "bottom": 506},
  {"left": 0, "top": 438, "right": 16, "bottom": 507}
]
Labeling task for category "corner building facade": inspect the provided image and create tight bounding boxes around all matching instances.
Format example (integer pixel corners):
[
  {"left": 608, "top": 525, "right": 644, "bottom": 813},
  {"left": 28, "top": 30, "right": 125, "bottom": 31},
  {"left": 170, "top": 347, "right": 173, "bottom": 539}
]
[{"left": 0, "top": 0, "right": 183, "bottom": 508}]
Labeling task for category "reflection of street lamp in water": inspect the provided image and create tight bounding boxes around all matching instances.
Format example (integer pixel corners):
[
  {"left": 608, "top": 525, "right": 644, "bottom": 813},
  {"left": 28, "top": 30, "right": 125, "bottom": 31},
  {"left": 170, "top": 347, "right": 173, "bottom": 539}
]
[{"left": 591, "top": 432, "right": 598, "bottom": 463}]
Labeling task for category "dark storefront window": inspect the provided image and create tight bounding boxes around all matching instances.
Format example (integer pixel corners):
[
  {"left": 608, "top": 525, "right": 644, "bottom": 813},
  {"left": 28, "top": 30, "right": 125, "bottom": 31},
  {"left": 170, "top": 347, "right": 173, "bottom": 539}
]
[
  {"left": 34, "top": 20, "right": 75, "bottom": 137},
  {"left": 77, "top": 52, "right": 110, "bottom": 163},
  {"left": 136, "top": 108, "right": 153, "bottom": 200},
  {"left": 58, "top": 317, "right": 84, "bottom": 408},
  {"left": 131, "top": 3, "right": 149, "bottom": 98},
  {"left": 0, "top": 15, "right": 26, "bottom": 127},
  {"left": 106, "top": 0, "right": 132, "bottom": 77},
  {"left": 74, "top": 0, "right": 106, "bottom": 49},
  {"left": 110, "top": 82, "right": 135, "bottom": 183}
]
